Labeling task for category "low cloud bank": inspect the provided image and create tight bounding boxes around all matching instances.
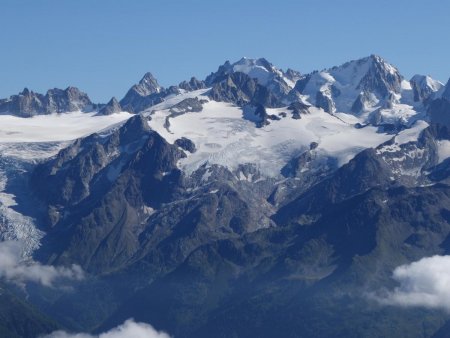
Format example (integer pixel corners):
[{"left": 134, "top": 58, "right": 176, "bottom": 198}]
[
  {"left": 378, "top": 255, "right": 450, "bottom": 311},
  {"left": 41, "top": 319, "right": 171, "bottom": 338},
  {"left": 0, "top": 240, "right": 84, "bottom": 287}
]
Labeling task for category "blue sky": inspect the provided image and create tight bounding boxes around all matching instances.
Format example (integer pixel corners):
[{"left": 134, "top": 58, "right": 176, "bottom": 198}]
[{"left": 1, "top": 0, "right": 449, "bottom": 102}]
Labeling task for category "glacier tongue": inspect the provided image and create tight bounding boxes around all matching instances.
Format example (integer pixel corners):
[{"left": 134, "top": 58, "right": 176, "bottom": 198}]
[
  {"left": 0, "top": 141, "right": 73, "bottom": 257},
  {"left": 0, "top": 157, "right": 43, "bottom": 257}
]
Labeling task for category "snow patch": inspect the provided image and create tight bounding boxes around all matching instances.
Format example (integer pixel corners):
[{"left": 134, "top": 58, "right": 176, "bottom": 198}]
[{"left": 437, "top": 140, "right": 450, "bottom": 164}]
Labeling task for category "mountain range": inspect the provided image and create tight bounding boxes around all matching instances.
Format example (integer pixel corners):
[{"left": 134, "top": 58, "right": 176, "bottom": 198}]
[{"left": 1, "top": 55, "right": 450, "bottom": 337}]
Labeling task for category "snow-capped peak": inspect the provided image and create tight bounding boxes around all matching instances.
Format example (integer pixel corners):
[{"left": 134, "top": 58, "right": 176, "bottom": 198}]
[
  {"left": 326, "top": 54, "right": 402, "bottom": 94},
  {"left": 410, "top": 75, "right": 443, "bottom": 91},
  {"left": 19, "top": 88, "right": 33, "bottom": 96},
  {"left": 410, "top": 74, "right": 443, "bottom": 102},
  {"left": 230, "top": 57, "right": 279, "bottom": 86},
  {"left": 294, "top": 55, "right": 404, "bottom": 117},
  {"left": 205, "top": 57, "right": 297, "bottom": 91},
  {"left": 369, "top": 54, "right": 399, "bottom": 75}
]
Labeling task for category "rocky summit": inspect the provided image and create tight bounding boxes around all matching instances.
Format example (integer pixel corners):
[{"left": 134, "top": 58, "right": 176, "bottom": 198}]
[
  {"left": 1, "top": 55, "right": 450, "bottom": 338},
  {"left": 0, "top": 86, "right": 93, "bottom": 117}
]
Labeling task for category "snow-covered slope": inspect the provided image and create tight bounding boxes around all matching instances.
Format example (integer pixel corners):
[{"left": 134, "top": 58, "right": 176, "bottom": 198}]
[
  {"left": 410, "top": 74, "right": 444, "bottom": 102},
  {"left": 231, "top": 57, "right": 296, "bottom": 88},
  {"left": 0, "top": 111, "right": 132, "bottom": 143},
  {"left": 148, "top": 92, "right": 392, "bottom": 177},
  {"left": 293, "top": 55, "right": 441, "bottom": 126}
]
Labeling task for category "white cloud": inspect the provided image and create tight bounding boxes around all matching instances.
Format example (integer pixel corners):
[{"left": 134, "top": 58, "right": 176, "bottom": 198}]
[
  {"left": 0, "top": 240, "right": 84, "bottom": 288},
  {"left": 377, "top": 255, "right": 450, "bottom": 311},
  {"left": 40, "top": 319, "right": 171, "bottom": 338}
]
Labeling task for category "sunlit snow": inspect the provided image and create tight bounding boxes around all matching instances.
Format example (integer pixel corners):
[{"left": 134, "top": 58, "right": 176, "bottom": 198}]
[
  {"left": 148, "top": 97, "right": 392, "bottom": 176},
  {"left": 0, "top": 111, "right": 132, "bottom": 143}
]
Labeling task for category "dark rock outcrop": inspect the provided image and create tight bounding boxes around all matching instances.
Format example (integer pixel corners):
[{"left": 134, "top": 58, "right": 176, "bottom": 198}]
[
  {"left": 178, "top": 77, "right": 206, "bottom": 91},
  {"left": 208, "top": 72, "right": 282, "bottom": 108},
  {"left": 357, "top": 55, "right": 403, "bottom": 98},
  {"left": 169, "top": 97, "right": 205, "bottom": 114},
  {"left": 120, "top": 73, "right": 181, "bottom": 113},
  {"left": 284, "top": 68, "right": 302, "bottom": 83},
  {"left": 442, "top": 78, "right": 450, "bottom": 101},
  {"left": 288, "top": 101, "right": 310, "bottom": 119},
  {"left": 175, "top": 137, "right": 196, "bottom": 153},
  {"left": 97, "top": 97, "right": 122, "bottom": 115},
  {"left": 410, "top": 75, "right": 443, "bottom": 102},
  {"left": 315, "top": 91, "right": 335, "bottom": 113},
  {"left": 0, "top": 87, "right": 93, "bottom": 117},
  {"left": 205, "top": 57, "right": 295, "bottom": 104}
]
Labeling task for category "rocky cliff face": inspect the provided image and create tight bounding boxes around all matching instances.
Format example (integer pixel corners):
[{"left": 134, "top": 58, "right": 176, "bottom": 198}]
[
  {"left": 0, "top": 87, "right": 93, "bottom": 117},
  {"left": 120, "top": 72, "right": 181, "bottom": 113},
  {"left": 289, "top": 55, "right": 406, "bottom": 118},
  {"left": 208, "top": 72, "right": 283, "bottom": 108},
  {"left": 205, "top": 57, "right": 296, "bottom": 103},
  {"left": 178, "top": 77, "right": 206, "bottom": 91},
  {"left": 31, "top": 114, "right": 273, "bottom": 273},
  {"left": 410, "top": 74, "right": 443, "bottom": 102},
  {"left": 97, "top": 97, "right": 122, "bottom": 115}
]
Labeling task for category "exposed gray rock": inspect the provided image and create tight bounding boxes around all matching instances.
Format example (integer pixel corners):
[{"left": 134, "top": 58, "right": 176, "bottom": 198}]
[
  {"left": 253, "top": 104, "right": 270, "bottom": 127},
  {"left": 351, "top": 93, "right": 366, "bottom": 113},
  {"left": 178, "top": 77, "right": 206, "bottom": 91},
  {"left": 284, "top": 68, "right": 302, "bottom": 83},
  {"left": 315, "top": 91, "right": 335, "bottom": 113},
  {"left": 208, "top": 72, "right": 282, "bottom": 108},
  {"left": 288, "top": 101, "right": 310, "bottom": 119},
  {"left": 169, "top": 97, "right": 205, "bottom": 114},
  {"left": 357, "top": 55, "right": 403, "bottom": 98},
  {"left": 410, "top": 74, "right": 443, "bottom": 102},
  {"left": 120, "top": 73, "right": 181, "bottom": 113},
  {"left": 205, "top": 60, "right": 232, "bottom": 86},
  {"left": 97, "top": 97, "right": 122, "bottom": 115},
  {"left": 290, "top": 55, "right": 404, "bottom": 116},
  {"left": 27, "top": 111, "right": 282, "bottom": 277},
  {"left": 123, "top": 72, "right": 161, "bottom": 99},
  {"left": 32, "top": 115, "right": 156, "bottom": 210},
  {"left": 164, "top": 97, "right": 206, "bottom": 132},
  {"left": 0, "top": 87, "right": 93, "bottom": 117},
  {"left": 205, "top": 57, "right": 294, "bottom": 103},
  {"left": 442, "top": 78, "right": 450, "bottom": 101},
  {"left": 175, "top": 137, "right": 196, "bottom": 153},
  {"left": 242, "top": 104, "right": 270, "bottom": 127},
  {"left": 291, "top": 73, "right": 312, "bottom": 94}
]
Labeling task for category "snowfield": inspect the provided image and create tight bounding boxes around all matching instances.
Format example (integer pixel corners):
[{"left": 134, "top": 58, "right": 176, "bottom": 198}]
[
  {"left": 148, "top": 96, "right": 393, "bottom": 176},
  {"left": 0, "top": 111, "right": 132, "bottom": 143},
  {"left": 437, "top": 140, "right": 450, "bottom": 164}
]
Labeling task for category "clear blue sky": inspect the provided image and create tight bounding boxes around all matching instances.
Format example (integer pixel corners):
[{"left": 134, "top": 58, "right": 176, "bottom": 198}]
[{"left": 1, "top": 0, "right": 449, "bottom": 102}]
